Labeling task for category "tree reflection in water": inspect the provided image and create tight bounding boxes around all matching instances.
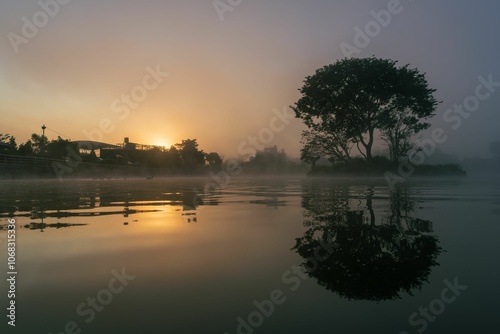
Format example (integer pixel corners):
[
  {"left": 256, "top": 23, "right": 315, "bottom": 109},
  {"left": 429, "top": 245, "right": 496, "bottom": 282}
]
[{"left": 293, "top": 182, "right": 443, "bottom": 302}]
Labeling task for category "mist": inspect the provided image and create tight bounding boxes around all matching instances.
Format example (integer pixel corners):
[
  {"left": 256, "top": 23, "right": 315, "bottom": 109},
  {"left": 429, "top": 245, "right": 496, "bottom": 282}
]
[{"left": 0, "top": 0, "right": 499, "bottom": 163}]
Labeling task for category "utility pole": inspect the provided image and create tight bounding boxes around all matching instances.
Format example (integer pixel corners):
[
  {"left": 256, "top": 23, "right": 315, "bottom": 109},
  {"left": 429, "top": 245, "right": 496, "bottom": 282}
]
[{"left": 41, "top": 124, "right": 46, "bottom": 157}]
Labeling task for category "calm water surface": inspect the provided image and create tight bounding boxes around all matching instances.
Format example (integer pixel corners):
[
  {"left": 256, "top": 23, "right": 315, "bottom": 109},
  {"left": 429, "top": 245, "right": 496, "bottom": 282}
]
[{"left": 1, "top": 176, "right": 499, "bottom": 334}]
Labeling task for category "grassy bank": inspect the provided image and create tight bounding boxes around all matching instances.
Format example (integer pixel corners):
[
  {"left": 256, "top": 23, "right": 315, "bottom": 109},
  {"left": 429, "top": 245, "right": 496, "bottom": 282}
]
[{"left": 309, "top": 156, "right": 467, "bottom": 177}]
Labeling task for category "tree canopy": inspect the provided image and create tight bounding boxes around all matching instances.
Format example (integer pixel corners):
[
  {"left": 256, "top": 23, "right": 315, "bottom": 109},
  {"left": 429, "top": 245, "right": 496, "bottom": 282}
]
[
  {"left": 0, "top": 133, "right": 17, "bottom": 154},
  {"left": 293, "top": 57, "right": 439, "bottom": 164}
]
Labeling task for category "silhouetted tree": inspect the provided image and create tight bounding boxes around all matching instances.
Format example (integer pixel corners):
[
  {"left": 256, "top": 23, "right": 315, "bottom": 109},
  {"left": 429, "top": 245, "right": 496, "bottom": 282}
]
[
  {"left": 0, "top": 133, "right": 17, "bottom": 154},
  {"left": 380, "top": 106, "right": 433, "bottom": 165},
  {"left": 292, "top": 57, "right": 439, "bottom": 162},
  {"left": 300, "top": 140, "right": 321, "bottom": 169},
  {"left": 243, "top": 146, "right": 289, "bottom": 173},
  {"left": 140, "top": 146, "right": 167, "bottom": 168},
  {"left": 0, "top": 133, "right": 10, "bottom": 142},
  {"left": 165, "top": 145, "right": 183, "bottom": 170},
  {"left": 175, "top": 139, "right": 205, "bottom": 172},
  {"left": 301, "top": 128, "right": 351, "bottom": 164},
  {"left": 205, "top": 152, "right": 222, "bottom": 170},
  {"left": 28, "top": 133, "right": 48, "bottom": 156},
  {"left": 46, "top": 136, "right": 77, "bottom": 159},
  {"left": 18, "top": 140, "right": 33, "bottom": 156}
]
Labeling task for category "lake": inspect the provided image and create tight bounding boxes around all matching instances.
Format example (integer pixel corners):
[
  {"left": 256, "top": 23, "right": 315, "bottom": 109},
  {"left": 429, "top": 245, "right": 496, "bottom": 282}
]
[{"left": 1, "top": 176, "right": 499, "bottom": 334}]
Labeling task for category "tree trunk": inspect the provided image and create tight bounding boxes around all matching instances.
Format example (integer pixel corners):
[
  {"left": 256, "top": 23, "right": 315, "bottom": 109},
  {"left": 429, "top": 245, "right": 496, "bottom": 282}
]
[
  {"left": 366, "top": 146, "right": 373, "bottom": 160},
  {"left": 365, "top": 128, "right": 374, "bottom": 161}
]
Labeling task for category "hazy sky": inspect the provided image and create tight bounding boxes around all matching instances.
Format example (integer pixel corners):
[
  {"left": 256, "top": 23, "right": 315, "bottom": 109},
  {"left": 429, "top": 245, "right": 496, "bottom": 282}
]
[{"left": 1, "top": 0, "right": 499, "bottom": 159}]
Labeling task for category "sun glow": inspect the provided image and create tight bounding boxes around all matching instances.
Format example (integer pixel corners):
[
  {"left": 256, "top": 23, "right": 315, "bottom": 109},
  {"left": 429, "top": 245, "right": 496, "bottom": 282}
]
[{"left": 152, "top": 137, "right": 171, "bottom": 149}]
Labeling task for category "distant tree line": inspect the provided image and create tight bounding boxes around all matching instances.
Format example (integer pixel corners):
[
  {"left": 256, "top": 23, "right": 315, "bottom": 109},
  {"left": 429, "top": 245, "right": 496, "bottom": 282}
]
[
  {"left": 240, "top": 146, "right": 305, "bottom": 174},
  {"left": 0, "top": 134, "right": 224, "bottom": 176},
  {"left": 0, "top": 133, "right": 306, "bottom": 177}
]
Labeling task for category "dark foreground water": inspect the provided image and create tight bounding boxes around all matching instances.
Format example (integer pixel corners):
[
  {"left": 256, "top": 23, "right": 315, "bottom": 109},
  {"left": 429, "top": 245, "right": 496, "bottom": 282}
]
[{"left": 0, "top": 176, "right": 499, "bottom": 334}]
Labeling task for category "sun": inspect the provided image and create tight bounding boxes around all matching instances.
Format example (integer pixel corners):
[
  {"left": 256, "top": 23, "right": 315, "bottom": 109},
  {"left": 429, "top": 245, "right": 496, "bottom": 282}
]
[{"left": 152, "top": 137, "right": 171, "bottom": 148}]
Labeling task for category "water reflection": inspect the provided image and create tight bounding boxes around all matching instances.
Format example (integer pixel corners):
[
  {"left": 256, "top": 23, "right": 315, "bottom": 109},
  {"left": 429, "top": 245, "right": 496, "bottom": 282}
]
[
  {"left": 293, "top": 182, "right": 443, "bottom": 302},
  {"left": 0, "top": 179, "right": 219, "bottom": 224},
  {"left": 23, "top": 221, "right": 87, "bottom": 232}
]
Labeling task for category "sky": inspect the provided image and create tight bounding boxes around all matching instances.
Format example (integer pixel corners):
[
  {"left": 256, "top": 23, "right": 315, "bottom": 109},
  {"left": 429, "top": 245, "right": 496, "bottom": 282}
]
[{"left": 0, "top": 0, "right": 499, "bottom": 160}]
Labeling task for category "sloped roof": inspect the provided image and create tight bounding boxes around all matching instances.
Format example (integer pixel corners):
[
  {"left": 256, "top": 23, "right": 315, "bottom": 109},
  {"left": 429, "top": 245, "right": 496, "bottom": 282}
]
[{"left": 74, "top": 141, "right": 121, "bottom": 150}]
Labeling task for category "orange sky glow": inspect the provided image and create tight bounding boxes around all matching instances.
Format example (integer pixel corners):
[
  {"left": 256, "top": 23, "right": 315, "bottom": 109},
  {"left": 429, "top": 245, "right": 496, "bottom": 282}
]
[{"left": 1, "top": 0, "right": 499, "bottom": 159}]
